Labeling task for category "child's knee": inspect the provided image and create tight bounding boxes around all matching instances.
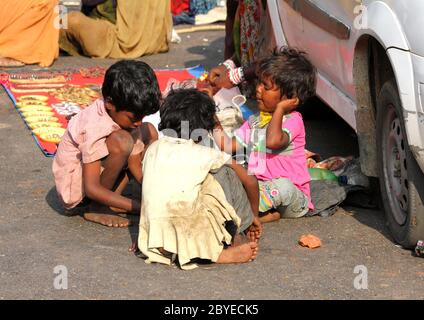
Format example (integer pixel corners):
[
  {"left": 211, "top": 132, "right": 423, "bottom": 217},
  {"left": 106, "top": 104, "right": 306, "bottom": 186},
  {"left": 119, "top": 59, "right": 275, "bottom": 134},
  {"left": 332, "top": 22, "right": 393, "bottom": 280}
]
[
  {"left": 273, "top": 178, "right": 297, "bottom": 197},
  {"left": 107, "top": 130, "right": 134, "bottom": 156},
  {"left": 273, "top": 178, "right": 308, "bottom": 218},
  {"left": 266, "top": 178, "right": 298, "bottom": 208}
]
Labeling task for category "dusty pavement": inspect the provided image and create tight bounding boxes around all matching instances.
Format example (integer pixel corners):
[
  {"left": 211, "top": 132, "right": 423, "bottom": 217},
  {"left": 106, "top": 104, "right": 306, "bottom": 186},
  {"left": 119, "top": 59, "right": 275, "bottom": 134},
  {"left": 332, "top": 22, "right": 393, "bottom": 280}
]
[{"left": 0, "top": 28, "right": 423, "bottom": 300}]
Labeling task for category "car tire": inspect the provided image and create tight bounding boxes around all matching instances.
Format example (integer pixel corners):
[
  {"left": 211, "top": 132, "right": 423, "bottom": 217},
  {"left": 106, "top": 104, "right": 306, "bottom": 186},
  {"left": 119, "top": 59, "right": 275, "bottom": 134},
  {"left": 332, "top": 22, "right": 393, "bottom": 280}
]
[{"left": 376, "top": 80, "right": 424, "bottom": 248}]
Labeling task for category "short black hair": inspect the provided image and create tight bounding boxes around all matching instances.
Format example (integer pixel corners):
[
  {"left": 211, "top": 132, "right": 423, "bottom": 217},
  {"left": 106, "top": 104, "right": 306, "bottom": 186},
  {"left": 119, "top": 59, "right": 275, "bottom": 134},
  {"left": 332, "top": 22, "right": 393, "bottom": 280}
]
[
  {"left": 102, "top": 60, "right": 161, "bottom": 118},
  {"left": 258, "top": 46, "right": 317, "bottom": 106},
  {"left": 159, "top": 89, "right": 216, "bottom": 140}
]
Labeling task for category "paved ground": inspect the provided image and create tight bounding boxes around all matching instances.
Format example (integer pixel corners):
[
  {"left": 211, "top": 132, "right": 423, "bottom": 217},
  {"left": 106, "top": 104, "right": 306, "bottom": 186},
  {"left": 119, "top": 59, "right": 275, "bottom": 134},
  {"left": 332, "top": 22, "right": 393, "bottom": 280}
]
[{"left": 0, "top": 28, "right": 423, "bottom": 300}]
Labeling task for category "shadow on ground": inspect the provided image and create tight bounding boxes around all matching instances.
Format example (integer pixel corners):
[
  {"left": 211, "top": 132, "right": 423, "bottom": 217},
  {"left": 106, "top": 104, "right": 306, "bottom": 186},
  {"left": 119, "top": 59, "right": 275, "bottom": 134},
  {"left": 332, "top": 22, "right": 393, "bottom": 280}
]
[
  {"left": 46, "top": 187, "right": 69, "bottom": 216},
  {"left": 184, "top": 36, "right": 224, "bottom": 70},
  {"left": 299, "top": 97, "right": 400, "bottom": 246}
]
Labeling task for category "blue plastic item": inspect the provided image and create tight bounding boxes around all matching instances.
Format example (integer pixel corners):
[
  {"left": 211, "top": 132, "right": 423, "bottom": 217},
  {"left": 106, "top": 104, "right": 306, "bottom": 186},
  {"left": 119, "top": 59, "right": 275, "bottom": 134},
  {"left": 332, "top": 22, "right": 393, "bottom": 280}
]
[{"left": 240, "top": 104, "right": 254, "bottom": 120}]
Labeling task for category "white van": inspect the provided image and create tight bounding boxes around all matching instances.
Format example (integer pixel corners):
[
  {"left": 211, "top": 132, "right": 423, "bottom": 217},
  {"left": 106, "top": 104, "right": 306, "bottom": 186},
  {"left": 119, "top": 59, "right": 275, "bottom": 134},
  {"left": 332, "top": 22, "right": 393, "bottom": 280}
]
[{"left": 266, "top": 0, "right": 424, "bottom": 247}]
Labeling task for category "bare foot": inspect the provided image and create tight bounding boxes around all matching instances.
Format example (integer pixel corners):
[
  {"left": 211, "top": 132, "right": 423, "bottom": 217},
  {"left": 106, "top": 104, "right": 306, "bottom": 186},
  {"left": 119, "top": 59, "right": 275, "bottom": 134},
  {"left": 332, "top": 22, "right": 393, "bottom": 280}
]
[
  {"left": 84, "top": 212, "right": 131, "bottom": 227},
  {"left": 217, "top": 242, "right": 258, "bottom": 264},
  {"left": 232, "top": 233, "right": 249, "bottom": 246},
  {"left": 245, "top": 217, "right": 262, "bottom": 243},
  {"left": 259, "top": 211, "right": 281, "bottom": 224},
  {"left": 0, "top": 57, "right": 25, "bottom": 67},
  {"left": 84, "top": 204, "right": 131, "bottom": 227}
]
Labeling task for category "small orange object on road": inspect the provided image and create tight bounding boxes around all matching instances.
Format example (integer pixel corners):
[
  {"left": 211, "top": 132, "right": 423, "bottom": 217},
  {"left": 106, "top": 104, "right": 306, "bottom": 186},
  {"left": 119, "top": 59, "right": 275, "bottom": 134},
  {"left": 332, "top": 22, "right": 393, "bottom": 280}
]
[{"left": 299, "top": 234, "right": 322, "bottom": 249}]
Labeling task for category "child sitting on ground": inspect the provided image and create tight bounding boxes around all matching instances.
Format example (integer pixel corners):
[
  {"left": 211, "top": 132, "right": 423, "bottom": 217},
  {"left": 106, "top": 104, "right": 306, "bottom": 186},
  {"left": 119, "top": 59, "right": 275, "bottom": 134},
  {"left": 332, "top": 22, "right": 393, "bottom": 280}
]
[
  {"left": 52, "top": 60, "right": 161, "bottom": 228},
  {"left": 137, "top": 89, "right": 262, "bottom": 269},
  {"left": 213, "top": 47, "right": 317, "bottom": 223}
]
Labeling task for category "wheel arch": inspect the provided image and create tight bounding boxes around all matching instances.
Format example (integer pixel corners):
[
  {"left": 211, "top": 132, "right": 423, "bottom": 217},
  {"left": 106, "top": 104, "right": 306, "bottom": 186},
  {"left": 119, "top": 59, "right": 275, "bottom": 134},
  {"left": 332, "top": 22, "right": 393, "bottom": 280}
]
[
  {"left": 353, "top": 35, "right": 396, "bottom": 177},
  {"left": 352, "top": 0, "right": 417, "bottom": 176}
]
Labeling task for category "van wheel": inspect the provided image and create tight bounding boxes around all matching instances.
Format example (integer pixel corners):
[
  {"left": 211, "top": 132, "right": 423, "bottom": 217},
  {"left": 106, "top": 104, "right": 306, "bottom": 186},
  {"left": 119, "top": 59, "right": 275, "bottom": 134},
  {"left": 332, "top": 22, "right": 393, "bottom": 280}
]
[{"left": 376, "top": 80, "right": 424, "bottom": 248}]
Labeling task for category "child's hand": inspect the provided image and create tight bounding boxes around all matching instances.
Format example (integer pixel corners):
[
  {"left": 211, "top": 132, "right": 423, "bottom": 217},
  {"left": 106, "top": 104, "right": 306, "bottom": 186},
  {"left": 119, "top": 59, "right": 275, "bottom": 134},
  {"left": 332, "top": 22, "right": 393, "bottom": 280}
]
[
  {"left": 209, "top": 65, "right": 234, "bottom": 89},
  {"left": 276, "top": 97, "right": 299, "bottom": 115}
]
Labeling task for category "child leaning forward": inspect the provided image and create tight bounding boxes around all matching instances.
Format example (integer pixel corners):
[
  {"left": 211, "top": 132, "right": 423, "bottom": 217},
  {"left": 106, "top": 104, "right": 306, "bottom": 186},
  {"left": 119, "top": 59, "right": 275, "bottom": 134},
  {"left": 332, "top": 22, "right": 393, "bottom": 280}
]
[
  {"left": 137, "top": 89, "right": 262, "bottom": 269},
  {"left": 53, "top": 60, "right": 160, "bottom": 227}
]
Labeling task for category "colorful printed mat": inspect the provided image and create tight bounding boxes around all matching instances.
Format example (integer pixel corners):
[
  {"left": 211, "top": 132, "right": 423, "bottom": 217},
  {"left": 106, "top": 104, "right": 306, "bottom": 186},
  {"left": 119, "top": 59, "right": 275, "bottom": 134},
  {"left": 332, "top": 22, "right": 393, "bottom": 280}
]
[{"left": 0, "top": 66, "right": 205, "bottom": 157}]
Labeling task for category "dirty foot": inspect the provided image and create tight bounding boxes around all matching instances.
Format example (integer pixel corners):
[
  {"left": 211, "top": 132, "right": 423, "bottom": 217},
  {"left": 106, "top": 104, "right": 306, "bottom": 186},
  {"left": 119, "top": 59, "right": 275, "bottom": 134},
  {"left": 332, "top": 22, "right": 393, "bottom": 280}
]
[
  {"left": 83, "top": 202, "right": 133, "bottom": 227},
  {"left": 232, "top": 233, "right": 249, "bottom": 246},
  {"left": 83, "top": 212, "right": 131, "bottom": 227},
  {"left": 0, "top": 57, "right": 25, "bottom": 67},
  {"left": 217, "top": 242, "right": 258, "bottom": 264},
  {"left": 84, "top": 204, "right": 131, "bottom": 227},
  {"left": 259, "top": 211, "right": 281, "bottom": 224}
]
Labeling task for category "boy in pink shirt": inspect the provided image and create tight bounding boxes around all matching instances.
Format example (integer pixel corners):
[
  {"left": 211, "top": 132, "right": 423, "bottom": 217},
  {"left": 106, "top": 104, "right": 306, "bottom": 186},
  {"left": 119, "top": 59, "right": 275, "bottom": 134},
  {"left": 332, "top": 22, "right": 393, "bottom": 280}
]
[
  {"left": 213, "top": 47, "right": 317, "bottom": 223},
  {"left": 52, "top": 60, "right": 160, "bottom": 227}
]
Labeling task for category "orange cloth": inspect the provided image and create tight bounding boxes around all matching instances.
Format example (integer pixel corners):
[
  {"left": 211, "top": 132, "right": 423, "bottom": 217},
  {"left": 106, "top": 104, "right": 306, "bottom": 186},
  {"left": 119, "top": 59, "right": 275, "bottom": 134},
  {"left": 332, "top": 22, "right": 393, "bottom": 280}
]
[{"left": 0, "top": 0, "right": 59, "bottom": 67}]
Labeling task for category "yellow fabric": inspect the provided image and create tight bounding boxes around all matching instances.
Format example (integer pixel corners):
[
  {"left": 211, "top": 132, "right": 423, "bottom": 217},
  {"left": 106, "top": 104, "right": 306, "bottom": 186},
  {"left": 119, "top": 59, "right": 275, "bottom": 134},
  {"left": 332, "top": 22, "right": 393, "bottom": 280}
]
[
  {"left": 138, "top": 137, "right": 240, "bottom": 270},
  {"left": 0, "top": 0, "right": 59, "bottom": 67},
  {"left": 60, "top": 0, "right": 172, "bottom": 58},
  {"left": 259, "top": 111, "right": 273, "bottom": 128}
]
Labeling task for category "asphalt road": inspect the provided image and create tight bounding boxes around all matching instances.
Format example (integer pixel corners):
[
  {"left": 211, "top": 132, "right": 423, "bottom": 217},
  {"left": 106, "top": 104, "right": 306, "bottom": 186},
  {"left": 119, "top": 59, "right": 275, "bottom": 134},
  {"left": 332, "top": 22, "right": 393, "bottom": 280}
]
[{"left": 0, "top": 28, "right": 423, "bottom": 300}]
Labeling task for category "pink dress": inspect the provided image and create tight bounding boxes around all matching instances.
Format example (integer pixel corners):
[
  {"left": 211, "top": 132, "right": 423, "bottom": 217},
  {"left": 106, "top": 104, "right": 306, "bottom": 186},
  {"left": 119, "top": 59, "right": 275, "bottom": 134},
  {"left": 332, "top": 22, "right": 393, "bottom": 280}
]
[{"left": 235, "top": 111, "right": 313, "bottom": 210}]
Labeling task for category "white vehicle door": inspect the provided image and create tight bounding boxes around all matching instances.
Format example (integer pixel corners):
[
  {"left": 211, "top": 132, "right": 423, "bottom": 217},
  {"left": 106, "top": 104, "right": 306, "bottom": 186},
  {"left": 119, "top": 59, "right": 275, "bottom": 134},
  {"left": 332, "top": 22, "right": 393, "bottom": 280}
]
[
  {"left": 273, "top": 0, "right": 304, "bottom": 49},
  {"left": 275, "top": 0, "right": 361, "bottom": 100}
]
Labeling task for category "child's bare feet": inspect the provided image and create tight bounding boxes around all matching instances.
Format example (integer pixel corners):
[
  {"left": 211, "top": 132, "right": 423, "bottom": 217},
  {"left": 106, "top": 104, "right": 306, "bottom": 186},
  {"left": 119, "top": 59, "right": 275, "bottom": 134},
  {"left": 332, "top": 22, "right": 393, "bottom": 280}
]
[
  {"left": 84, "top": 212, "right": 131, "bottom": 227},
  {"left": 232, "top": 233, "right": 249, "bottom": 246},
  {"left": 84, "top": 203, "right": 131, "bottom": 227},
  {"left": 246, "top": 217, "right": 262, "bottom": 242},
  {"left": 259, "top": 211, "right": 281, "bottom": 224},
  {"left": 217, "top": 242, "right": 258, "bottom": 264}
]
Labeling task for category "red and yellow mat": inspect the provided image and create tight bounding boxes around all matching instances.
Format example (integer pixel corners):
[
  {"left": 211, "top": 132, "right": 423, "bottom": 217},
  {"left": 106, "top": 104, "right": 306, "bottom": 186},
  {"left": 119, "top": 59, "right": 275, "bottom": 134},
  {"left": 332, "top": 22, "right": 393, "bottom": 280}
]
[{"left": 0, "top": 66, "right": 205, "bottom": 157}]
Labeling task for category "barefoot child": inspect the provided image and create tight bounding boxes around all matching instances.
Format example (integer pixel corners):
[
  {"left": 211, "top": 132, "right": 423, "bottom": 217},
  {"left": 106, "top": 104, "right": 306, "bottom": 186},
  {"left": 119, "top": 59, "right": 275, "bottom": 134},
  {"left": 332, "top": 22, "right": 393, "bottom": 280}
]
[
  {"left": 53, "top": 60, "right": 161, "bottom": 227},
  {"left": 137, "top": 89, "right": 261, "bottom": 269},
  {"left": 213, "top": 47, "right": 317, "bottom": 223}
]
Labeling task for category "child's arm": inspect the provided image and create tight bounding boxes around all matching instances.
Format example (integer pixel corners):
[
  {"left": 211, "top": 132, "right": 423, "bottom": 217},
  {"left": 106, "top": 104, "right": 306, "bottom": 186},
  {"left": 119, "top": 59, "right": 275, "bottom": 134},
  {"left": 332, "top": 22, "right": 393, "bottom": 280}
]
[
  {"left": 141, "top": 122, "right": 159, "bottom": 155},
  {"left": 127, "top": 122, "right": 158, "bottom": 184},
  {"left": 83, "top": 160, "right": 140, "bottom": 213},
  {"left": 266, "top": 98, "right": 299, "bottom": 150},
  {"left": 226, "top": 160, "right": 262, "bottom": 242},
  {"left": 212, "top": 116, "right": 242, "bottom": 154}
]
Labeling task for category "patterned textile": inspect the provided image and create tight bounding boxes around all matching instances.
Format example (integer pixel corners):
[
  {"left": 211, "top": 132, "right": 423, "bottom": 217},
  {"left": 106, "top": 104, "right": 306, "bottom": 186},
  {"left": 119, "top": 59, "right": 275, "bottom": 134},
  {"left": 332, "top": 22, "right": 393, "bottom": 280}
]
[
  {"left": 258, "top": 182, "right": 275, "bottom": 212},
  {"left": 233, "top": 0, "right": 268, "bottom": 96}
]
